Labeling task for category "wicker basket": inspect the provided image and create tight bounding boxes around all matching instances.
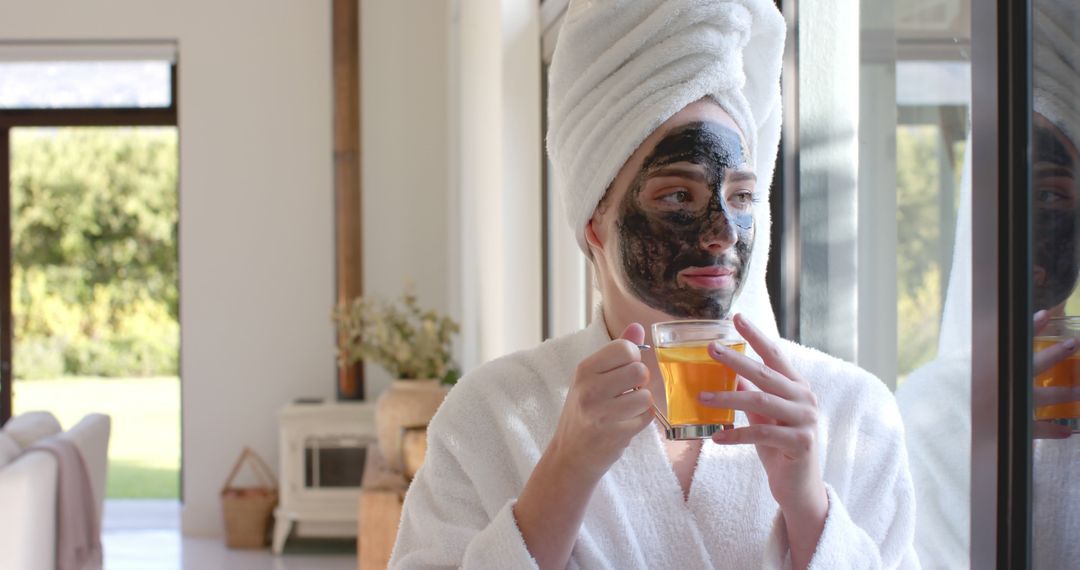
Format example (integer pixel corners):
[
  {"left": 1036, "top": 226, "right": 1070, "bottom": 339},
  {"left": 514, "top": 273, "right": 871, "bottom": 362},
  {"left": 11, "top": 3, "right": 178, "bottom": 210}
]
[{"left": 220, "top": 447, "right": 279, "bottom": 549}]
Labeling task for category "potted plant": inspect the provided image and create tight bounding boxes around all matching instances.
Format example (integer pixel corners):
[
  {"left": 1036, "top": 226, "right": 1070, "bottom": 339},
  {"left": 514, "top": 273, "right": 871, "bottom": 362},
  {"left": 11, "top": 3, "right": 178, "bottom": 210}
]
[{"left": 333, "top": 289, "right": 460, "bottom": 472}]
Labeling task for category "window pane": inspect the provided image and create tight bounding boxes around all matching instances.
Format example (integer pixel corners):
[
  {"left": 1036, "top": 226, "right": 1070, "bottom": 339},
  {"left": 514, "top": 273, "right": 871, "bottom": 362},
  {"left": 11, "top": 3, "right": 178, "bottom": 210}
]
[
  {"left": 896, "top": 61, "right": 970, "bottom": 107},
  {"left": 0, "top": 61, "right": 172, "bottom": 109},
  {"left": 794, "top": 0, "right": 972, "bottom": 566},
  {"left": 895, "top": 82, "right": 968, "bottom": 377}
]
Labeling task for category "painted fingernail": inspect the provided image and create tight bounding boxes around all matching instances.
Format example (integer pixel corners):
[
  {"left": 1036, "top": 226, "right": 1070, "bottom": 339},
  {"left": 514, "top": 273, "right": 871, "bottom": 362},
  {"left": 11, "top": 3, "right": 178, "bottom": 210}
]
[
  {"left": 699, "top": 391, "right": 716, "bottom": 402},
  {"left": 711, "top": 341, "right": 728, "bottom": 353},
  {"left": 1065, "top": 339, "right": 1079, "bottom": 352}
]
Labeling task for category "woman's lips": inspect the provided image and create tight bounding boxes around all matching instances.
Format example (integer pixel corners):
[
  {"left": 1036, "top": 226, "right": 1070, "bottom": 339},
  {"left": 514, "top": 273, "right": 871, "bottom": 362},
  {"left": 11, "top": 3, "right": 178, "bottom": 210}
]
[{"left": 678, "top": 266, "right": 735, "bottom": 290}]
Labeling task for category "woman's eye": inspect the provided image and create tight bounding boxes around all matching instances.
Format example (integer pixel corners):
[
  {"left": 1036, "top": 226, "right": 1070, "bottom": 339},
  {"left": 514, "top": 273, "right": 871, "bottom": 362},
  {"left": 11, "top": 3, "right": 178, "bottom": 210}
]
[
  {"left": 659, "top": 188, "right": 692, "bottom": 204},
  {"left": 728, "top": 190, "right": 754, "bottom": 207},
  {"left": 1035, "top": 190, "right": 1058, "bottom": 204},
  {"left": 1035, "top": 188, "right": 1066, "bottom": 205}
]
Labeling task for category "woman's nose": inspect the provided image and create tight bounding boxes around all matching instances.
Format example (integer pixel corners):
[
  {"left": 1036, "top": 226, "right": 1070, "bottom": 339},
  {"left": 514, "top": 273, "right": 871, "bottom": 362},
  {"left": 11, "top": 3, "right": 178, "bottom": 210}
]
[{"left": 699, "top": 210, "right": 738, "bottom": 253}]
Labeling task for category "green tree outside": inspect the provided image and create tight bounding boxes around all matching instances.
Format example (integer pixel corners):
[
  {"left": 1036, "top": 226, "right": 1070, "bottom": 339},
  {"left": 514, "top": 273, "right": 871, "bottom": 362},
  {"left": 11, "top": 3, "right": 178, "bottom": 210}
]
[
  {"left": 10, "top": 126, "right": 181, "bottom": 499},
  {"left": 895, "top": 125, "right": 965, "bottom": 379},
  {"left": 10, "top": 127, "right": 178, "bottom": 379}
]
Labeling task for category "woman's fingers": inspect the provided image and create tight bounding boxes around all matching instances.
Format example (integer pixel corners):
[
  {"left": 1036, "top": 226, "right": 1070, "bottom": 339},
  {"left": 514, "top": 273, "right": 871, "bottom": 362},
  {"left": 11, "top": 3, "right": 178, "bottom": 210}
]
[
  {"left": 1030, "top": 312, "right": 1078, "bottom": 440},
  {"left": 711, "top": 423, "right": 815, "bottom": 455},
  {"left": 617, "top": 408, "right": 660, "bottom": 433},
  {"left": 599, "top": 361, "right": 651, "bottom": 399},
  {"left": 708, "top": 342, "right": 802, "bottom": 401},
  {"left": 1029, "top": 312, "right": 1078, "bottom": 441},
  {"left": 732, "top": 313, "right": 806, "bottom": 388},
  {"left": 699, "top": 389, "right": 810, "bottom": 426},
  {"left": 700, "top": 315, "right": 820, "bottom": 457},
  {"left": 1034, "top": 421, "right": 1072, "bottom": 440},
  {"left": 580, "top": 324, "right": 645, "bottom": 375},
  {"left": 577, "top": 342, "right": 650, "bottom": 403},
  {"left": 606, "top": 387, "right": 653, "bottom": 420},
  {"left": 1034, "top": 385, "right": 1080, "bottom": 407},
  {"left": 1033, "top": 310, "right": 1051, "bottom": 336},
  {"left": 581, "top": 339, "right": 640, "bottom": 374},
  {"left": 1033, "top": 338, "right": 1079, "bottom": 377}
]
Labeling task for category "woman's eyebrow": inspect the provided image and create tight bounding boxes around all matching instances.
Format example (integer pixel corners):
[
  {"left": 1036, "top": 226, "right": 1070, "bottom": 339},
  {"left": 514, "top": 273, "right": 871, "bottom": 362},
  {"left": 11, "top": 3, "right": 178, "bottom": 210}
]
[
  {"left": 725, "top": 170, "right": 758, "bottom": 184},
  {"left": 1034, "top": 164, "right": 1075, "bottom": 179},
  {"left": 647, "top": 165, "right": 706, "bottom": 182}
]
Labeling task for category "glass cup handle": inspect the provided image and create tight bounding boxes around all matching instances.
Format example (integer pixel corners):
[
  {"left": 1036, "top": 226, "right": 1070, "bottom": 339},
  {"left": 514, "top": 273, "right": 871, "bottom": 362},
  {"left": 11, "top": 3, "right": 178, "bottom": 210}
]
[
  {"left": 651, "top": 404, "right": 673, "bottom": 431},
  {"left": 635, "top": 344, "right": 673, "bottom": 430}
]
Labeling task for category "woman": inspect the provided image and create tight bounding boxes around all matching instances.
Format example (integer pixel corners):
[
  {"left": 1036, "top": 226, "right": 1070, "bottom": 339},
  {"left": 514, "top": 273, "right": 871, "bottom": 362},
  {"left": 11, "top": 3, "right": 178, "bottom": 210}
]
[{"left": 391, "top": 2, "right": 917, "bottom": 568}]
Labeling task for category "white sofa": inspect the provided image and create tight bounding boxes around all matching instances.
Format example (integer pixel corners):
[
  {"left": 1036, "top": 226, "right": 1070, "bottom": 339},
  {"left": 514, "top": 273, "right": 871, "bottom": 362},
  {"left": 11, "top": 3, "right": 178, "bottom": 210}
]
[{"left": 0, "top": 411, "right": 111, "bottom": 570}]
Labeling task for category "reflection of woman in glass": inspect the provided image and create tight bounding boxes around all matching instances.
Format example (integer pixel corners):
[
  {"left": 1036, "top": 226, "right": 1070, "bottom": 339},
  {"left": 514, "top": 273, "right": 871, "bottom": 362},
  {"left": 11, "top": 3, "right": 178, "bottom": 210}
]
[
  {"left": 1029, "top": 3, "right": 1080, "bottom": 561},
  {"left": 897, "top": 1, "right": 1080, "bottom": 567},
  {"left": 1033, "top": 114, "right": 1080, "bottom": 321}
]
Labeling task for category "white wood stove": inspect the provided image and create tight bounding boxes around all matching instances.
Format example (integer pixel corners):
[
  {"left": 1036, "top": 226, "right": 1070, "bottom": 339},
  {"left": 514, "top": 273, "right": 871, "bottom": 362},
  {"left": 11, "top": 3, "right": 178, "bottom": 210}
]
[{"left": 272, "top": 400, "right": 377, "bottom": 555}]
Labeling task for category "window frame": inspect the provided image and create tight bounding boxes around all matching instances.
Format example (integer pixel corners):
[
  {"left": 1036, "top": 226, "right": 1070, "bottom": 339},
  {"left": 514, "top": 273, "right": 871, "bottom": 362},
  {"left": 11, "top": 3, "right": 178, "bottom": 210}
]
[
  {"left": 970, "top": 0, "right": 1034, "bottom": 566},
  {"left": 768, "top": 0, "right": 802, "bottom": 340}
]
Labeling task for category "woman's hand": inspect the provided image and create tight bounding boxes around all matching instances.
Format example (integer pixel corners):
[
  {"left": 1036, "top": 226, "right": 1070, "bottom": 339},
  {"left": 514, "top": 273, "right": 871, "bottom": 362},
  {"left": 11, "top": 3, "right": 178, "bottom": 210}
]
[
  {"left": 548, "top": 322, "right": 656, "bottom": 481},
  {"left": 515, "top": 323, "right": 655, "bottom": 570},
  {"left": 1033, "top": 310, "right": 1080, "bottom": 439},
  {"left": 701, "top": 313, "right": 826, "bottom": 570}
]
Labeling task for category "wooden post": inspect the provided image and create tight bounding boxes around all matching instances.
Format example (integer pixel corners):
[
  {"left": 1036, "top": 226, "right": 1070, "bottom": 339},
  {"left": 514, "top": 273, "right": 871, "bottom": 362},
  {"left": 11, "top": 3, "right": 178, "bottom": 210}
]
[{"left": 333, "top": 0, "right": 364, "bottom": 400}]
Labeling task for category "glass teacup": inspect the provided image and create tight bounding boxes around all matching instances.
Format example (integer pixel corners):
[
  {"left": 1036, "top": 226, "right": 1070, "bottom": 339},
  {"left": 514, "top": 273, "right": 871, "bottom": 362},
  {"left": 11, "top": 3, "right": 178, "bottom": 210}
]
[
  {"left": 1034, "top": 316, "right": 1080, "bottom": 432},
  {"left": 650, "top": 319, "right": 745, "bottom": 440}
]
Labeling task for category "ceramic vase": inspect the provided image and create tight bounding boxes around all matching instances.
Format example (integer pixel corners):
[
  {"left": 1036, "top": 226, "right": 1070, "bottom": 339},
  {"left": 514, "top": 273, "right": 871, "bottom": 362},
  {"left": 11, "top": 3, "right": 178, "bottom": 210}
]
[{"left": 375, "top": 379, "right": 447, "bottom": 472}]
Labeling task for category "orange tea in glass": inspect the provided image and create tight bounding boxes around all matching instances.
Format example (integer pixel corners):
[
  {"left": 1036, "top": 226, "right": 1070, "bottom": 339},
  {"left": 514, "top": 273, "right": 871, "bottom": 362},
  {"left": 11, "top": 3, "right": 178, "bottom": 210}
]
[
  {"left": 1034, "top": 316, "right": 1080, "bottom": 431},
  {"left": 651, "top": 320, "right": 745, "bottom": 440}
]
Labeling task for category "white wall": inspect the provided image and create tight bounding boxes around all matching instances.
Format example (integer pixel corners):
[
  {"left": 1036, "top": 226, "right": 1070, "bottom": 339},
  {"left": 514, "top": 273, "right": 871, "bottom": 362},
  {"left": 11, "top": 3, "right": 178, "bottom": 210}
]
[
  {"left": 0, "top": 0, "right": 335, "bottom": 536},
  {"left": 360, "top": 0, "right": 453, "bottom": 397},
  {"left": 454, "top": 0, "right": 543, "bottom": 370}
]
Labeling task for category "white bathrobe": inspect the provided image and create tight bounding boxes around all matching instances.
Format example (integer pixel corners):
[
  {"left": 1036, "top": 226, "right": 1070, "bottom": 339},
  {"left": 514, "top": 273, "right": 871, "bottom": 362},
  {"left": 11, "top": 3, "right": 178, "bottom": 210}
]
[
  {"left": 899, "top": 351, "right": 1080, "bottom": 570},
  {"left": 1032, "top": 437, "right": 1080, "bottom": 567},
  {"left": 390, "top": 315, "right": 918, "bottom": 569}
]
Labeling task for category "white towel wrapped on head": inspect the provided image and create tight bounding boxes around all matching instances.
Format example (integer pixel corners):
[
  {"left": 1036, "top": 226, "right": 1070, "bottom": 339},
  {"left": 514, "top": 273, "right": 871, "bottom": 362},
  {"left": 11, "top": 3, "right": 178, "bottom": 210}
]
[
  {"left": 1034, "top": 0, "right": 1080, "bottom": 147},
  {"left": 546, "top": 0, "right": 784, "bottom": 257},
  {"left": 546, "top": 0, "right": 786, "bottom": 338}
]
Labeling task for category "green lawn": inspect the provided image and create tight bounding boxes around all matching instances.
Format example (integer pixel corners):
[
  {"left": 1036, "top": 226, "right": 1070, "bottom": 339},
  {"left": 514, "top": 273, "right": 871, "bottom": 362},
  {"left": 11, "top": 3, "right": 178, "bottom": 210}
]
[{"left": 12, "top": 376, "right": 180, "bottom": 499}]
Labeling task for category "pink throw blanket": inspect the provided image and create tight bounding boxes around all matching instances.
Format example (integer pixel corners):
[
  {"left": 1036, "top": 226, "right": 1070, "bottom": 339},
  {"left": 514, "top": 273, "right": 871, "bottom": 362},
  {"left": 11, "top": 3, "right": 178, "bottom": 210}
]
[{"left": 29, "top": 437, "right": 103, "bottom": 570}]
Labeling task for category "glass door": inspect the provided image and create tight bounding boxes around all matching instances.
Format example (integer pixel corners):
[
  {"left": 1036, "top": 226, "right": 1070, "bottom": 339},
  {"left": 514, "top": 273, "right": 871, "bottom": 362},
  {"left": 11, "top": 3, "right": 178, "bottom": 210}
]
[
  {"left": 969, "top": 0, "right": 1080, "bottom": 566},
  {"left": 785, "top": 0, "right": 1071, "bottom": 566},
  {"left": 0, "top": 50, "right": 182, "bottom": 516},
  {"left": 783, "top": 0, "right": 976, "bottom": 566}
]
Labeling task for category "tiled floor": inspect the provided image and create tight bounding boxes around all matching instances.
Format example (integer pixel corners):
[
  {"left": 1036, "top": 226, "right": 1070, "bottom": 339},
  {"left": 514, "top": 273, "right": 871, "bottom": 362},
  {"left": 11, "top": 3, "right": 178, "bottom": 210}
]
[{"left": 103, "top": 500, "right": 357, "bottom": 570}]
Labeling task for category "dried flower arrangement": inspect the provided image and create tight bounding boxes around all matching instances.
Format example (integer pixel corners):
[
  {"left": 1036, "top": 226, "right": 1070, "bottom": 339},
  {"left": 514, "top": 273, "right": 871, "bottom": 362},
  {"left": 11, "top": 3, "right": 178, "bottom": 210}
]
[{"left": 333, "top": 289, "right": 461, "bottom": 385}]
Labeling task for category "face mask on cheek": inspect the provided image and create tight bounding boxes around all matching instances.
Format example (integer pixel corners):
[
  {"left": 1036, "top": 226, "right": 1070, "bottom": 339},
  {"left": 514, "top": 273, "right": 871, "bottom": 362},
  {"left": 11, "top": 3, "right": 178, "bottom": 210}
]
[
  {"left": 1034, "top": 206, "right": 1080, "bottom": 311},
  {"left": 1032, "top": 122, "right": 1080, "bottom": 311},
  {"left": 613, "top": 121, "right": 755, "bottom": 319}
]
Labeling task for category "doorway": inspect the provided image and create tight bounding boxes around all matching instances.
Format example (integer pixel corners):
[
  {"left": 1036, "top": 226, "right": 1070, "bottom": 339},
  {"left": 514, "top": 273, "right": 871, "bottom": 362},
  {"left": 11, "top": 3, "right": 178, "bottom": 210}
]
[{"left": 0, "top": 53, "right": 180, "bottom": 506}]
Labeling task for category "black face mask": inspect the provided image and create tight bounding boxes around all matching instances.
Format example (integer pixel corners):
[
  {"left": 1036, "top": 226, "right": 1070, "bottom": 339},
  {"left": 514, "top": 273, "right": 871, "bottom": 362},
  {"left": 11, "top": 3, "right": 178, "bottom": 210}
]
[
  {"left": 614, "top": 121, "right": 753, "bottom": 319},
  {"left": 1033, "top": 122, "right": 1080, "bottom": 311}
]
